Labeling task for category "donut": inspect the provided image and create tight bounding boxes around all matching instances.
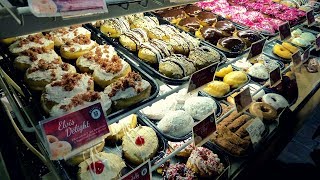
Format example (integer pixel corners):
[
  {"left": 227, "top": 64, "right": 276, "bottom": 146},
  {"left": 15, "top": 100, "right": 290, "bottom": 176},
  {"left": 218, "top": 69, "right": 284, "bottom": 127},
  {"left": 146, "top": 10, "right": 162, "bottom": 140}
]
[
  {"left": 186, "top": 147, "right": 225, "bottom": 177},
  {"left": 177, "top": 17, "right": 201, "bottom": 33},
  {"left": 159, "top": 54, "right": 196, "bottom": 79},
  {"left": 183, "top": 4, "right": 202, "bottom": 16},
  {"left": 49, "top": 26, "right": 91, "bottom": 47},
  {"left": 215, "top": 65, "right": 233, "bottom": 78},
  {"left": 60, "top": 35, "right": 97, "bottom": 60},
  {"left": 196, "top": 11, "right": 218, "bottom": 26},
  {"left": 217, "top": 37, "right": 246, "bottom": 53},
  {"left": 234, "top": 30, "right": 262, "bottom": 47},
  {"left": 272, "top": 44, "right": 292, "bottom": 59},
  {"left": 46, "top": 135, "right": 58, "bottom": 144},
  {"left": 50, "top": 141, "right": 72, "bottom": 159},
  {"left": 282, "top": 42, "right": 299, "bottom": 53},
  {"left": 195, "top": 26, "right": 230, "bottom": 45},
  {"left": 158, "top": 8, "right": 188, "bottom": 24},
  {"left": 249, "top": 102, "right": 277, "bottom": 122},
  {"left": 262, "top": 93, "right": 289, "bottom": 110},
  {"left": 130, "top": 16, "right": 159, "bottom": 32},
  {"left": 163, "top": 163, "right": 196, "bottom": 180},
  {"left": 168, "top": 32, "right": 200, "bottom": 55},
  {"left": 147, "top": 25, "right": 179, "bottom": 41},
  {"left": 214, "top": 21, "right": 236, "bottom": 35}
]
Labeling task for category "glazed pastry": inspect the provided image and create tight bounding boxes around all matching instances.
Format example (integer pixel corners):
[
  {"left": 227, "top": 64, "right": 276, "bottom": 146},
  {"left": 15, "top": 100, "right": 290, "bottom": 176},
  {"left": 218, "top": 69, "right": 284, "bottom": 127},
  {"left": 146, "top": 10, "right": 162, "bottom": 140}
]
[
  {"left": 188, "top": 46, "right": 221, "bottom": 69},
  {"left": 262, "top": 93, "right": 289, "bottom": 110},
  {"left": 223, "top": 71, "right": 248, "bottom": 88},
  {"left": 130, "top": 16, "right": 159, "bottom": 32},
  {"left": 159, "top": 54, "right": 196, "bottom": 79},
  {"left": 163, "top": 163, "right": 196, "bottom": 180},
  {"left": 92, "top": 55, "right": 131, "bottom": 88},
  {"left": 195, "top": 26, "right": 230, "bottom": 45},
  {"left": 147, "top": 25, "right": 179, "bottom": 41},
  {"left": 138, "top": 39, "right": 174, "bottom": 64},
  {"left": 234, "top": 30, "right": 262, "bottom": 47},
  {"left": 14, "top": 47, "right": 62, "bottom": 71},
  {"left": 196, "top": 11, "right": 218, "bottom": 26},
  {"left": 203, "top": 81, "right": 230, "bottom": 98},
  {"left": 157, "top": 110, "right": 194, "bottom": 137},
  {"left": 282, "top": 42, "right": 299, "bottom": 53},
  {"left": 214, "top": 21, "right": 236, "bottom": 35},
  {"left": 168, "top": 32, "right": 200, "bottom": 55},
  {"left": 122, "top": 126, "right": 159, "bottom": 165},
  {"left": 247, "top": 63, "right": 269, "bottom": 80},
  {"left": 9, "top": 34, "right": 54, "bottom": 55},
  {"left": 104, "top": 72, "right": 151, "bottom": 110},
  {"left": 25, "top": 60, "right": 76, "bottom": 91},
  {"left": 106, "top": 114, "right": 137, "bottom": 142},
  {"left": 183, "top": 4, "right": 202, "bottom": 16},
  {"left": 217, "top": 37, "right": 246, "bottom": 53},
  {"left": 100, "top": 17, "right": 130, "bottom": 38},
  {"left": 41, "top": 73, "right": 94, "bottom": 113},
  {"left": 78, "top": 152, "right": 126, "bottom": 180},
  {"left": 186, "top": 147, "right": 225, "bottom": 178},
  {"left": 60, "top": 35, "right": 97, "bottom": 60},
  {"left": 49, "top": 25, "right": 91, "bottom": 47},
  {"left": 183, "top": 96, "right": 217, "bottom": 120},
  {"left": 119, "top": 28, "right": 149, "bottom": 52},
  {"left": 272, "top": 43, "right": 292, "bottom": 59},
  {"left": 124, "top": 13, "right": 144, "bottom": 24},
  {"left": 249, "top": 102, "right": 278, "bottom": 122},
  {"left": 215, "top": 65, "right": 233, "bottom": 78},
  {"left": 177, "top": 17, "right": 201, "bottom": 32},
  {"left": 158, "top": 8, "right": 188, "bottom": 24},
  {"left": 76, "top": 45, "right": 118, "bottom": 73},
  {"left": 50, "top": 91, "right": 111, "bottom": 117}
]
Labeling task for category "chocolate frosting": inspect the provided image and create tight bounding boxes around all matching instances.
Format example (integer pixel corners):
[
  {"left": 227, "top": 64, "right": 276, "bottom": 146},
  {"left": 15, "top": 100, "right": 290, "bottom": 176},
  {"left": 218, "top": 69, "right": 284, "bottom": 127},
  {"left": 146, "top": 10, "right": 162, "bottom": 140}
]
[
  {"left": 200, "top": 26, "right": 230, "bottom": 45},
  {"left": 214, "top": 21, "right": 236, "bottom": 34},
  {"left": 183, "top": 5, "right": 202, "bottom": 16},
  {"left": 178, "top": 17, "right": 200, "bottom": 32},
  {"left": 160, "top": 9, "right": 187, "bottom": 22},
  {"left": 237, "top": 30, "right": 261, "bottom": 44},
  {"left": 196, "top": 11, "right": 218, "bottom": 26},
  {"left": 219, "top": 37, "right": 245, "bottom": 52}
]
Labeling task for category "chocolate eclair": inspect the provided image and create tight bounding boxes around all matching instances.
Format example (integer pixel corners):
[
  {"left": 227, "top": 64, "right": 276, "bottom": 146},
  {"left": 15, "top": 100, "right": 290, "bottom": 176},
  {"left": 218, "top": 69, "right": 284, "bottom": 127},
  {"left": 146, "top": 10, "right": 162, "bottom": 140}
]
[
  {"left": 214, "top": 21, "right": 236, "bottom": 35},
  {"left": 195, "top": 26, "right": 230, "bottom": 45},
  {"left": 159, "top": 54, "right": 196, "bottom": 79},
  {"left": 178, "top": 17, "right": 201, "bottom": 32},
  {"left": 183, "top": 4, "right": 202, "bottom": 16},
  {"left": 159, "top": 9, "right": 188, "bottom": 24},
  {"left": 217, "top": 37, "right": 246, "bottom": 53},
  {"left": 235, "top": 30, "right": 262, "bottom": 47},
  {"left": 196, "top": 11, "right": 218, "bottom": 26}
]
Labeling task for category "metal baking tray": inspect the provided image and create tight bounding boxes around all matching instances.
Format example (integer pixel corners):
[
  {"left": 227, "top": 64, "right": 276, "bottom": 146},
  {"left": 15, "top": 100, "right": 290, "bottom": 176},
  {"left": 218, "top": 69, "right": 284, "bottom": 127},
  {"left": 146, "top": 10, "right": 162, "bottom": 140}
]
[
  {"left": 137, "top": 91, "right": 223, "bottom": 142},
  {"left": 52, "top": 116, "right": 168, "bottom": 180},
  {"left": 152, "top": 142, "right": 230, "bottom": 180},
  {"left": 0, "top": 26, "right": 160, "bottom": 124},
  {"left": 85, "top": 20, "right": 227, "bottom": 85}
]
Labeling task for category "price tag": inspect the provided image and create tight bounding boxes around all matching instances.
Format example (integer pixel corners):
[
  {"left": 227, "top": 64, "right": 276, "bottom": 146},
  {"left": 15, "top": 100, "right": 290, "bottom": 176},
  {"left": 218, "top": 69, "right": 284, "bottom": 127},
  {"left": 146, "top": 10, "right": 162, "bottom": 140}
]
[
  {"left": 246, "top": 117, "right": 265, "bottom": 145},
  {"left": 306, "top": 10, "right": 315, "bottom": 26},
  {"left": 247, "top": 38, "right": 267, "bottom": 60},
  {"left": 302, "top": 48, "right": 310, "bottom": 63},
  {"left": 40, "top": 102, "right": 109, "bottom": 160},
  {"left": 269, "top": 66, "right": 282, "bottom": 87},
  {"left": 187, "top": 62, "right": 219, "bottom": 92},
  {"left": 279, "top": 22, "right": 291, "bottom": 41},
  {"left": 121, "top": 160, "right": 151, "bottom": 180},
  {"left": 192, "top": 113, "right": 216, "bottom": 147},
  {"left": 291, "top": 50, "right": 302, "bottom": 67},
  {"left": 316, "top": 35, "right": 320, "bottom": 51},
  {"left": 234, "top": 87, "right": 253, "bottom": 113}
]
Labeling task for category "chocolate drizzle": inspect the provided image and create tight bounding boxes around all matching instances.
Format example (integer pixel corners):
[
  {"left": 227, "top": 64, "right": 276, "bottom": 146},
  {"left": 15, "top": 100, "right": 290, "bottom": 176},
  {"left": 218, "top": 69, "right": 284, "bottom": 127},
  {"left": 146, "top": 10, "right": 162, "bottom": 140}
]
[
  {"left": 141, "top": 39, "right": 172, "bottom": 63},
  {"left": 219, "top": 37, "right": 245, "bottom": 52},
  {"left": 160, "top": 54, "right": 195, "bottom": 76}
]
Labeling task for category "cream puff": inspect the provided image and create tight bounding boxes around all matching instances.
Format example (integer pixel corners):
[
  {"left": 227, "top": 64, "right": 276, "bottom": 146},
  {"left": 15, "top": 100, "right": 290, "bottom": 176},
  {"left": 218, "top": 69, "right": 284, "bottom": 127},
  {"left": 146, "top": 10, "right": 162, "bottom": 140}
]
[
  {"left": 49, "top": 25, "right": 91, "bottom": 47},
  {"left": 100, "top": 17, "right": 130, "bottom": 38},
  {"left": 138, "top": 39, "right": 174, "bottom": 64},
  {"left": 119, "top": 28, "right": 149, "bottom": 52}
]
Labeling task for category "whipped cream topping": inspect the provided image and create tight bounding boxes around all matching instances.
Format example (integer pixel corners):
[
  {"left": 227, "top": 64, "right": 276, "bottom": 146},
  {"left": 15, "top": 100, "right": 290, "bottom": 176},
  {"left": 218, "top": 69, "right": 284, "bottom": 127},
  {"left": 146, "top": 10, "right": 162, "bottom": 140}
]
[
  {"left": 93, "top": 59, "right": 130, "bottom": 81},
  {"left": 15, "top": 49, "right": 60, "bottom": 65},
  {"left": 9, "top": 34, "right": 54, "bottom": 54},
  {"left": 50, "top": 26, "right": 91, "bottom": 45}
]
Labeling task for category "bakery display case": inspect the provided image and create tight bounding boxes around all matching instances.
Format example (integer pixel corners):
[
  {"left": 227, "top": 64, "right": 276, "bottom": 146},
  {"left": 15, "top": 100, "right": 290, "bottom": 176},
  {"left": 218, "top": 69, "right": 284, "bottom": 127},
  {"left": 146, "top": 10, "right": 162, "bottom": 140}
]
[{"left": 0, "top": 0, "right": 319, "bottom": 179}]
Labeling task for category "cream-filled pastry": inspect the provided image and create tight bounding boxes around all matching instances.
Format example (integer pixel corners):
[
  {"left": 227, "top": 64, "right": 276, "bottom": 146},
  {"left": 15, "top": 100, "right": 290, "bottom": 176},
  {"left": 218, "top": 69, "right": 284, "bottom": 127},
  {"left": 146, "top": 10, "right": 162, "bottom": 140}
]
[{"left": 49, "top": 25, "right": 91, "bottom": 47}]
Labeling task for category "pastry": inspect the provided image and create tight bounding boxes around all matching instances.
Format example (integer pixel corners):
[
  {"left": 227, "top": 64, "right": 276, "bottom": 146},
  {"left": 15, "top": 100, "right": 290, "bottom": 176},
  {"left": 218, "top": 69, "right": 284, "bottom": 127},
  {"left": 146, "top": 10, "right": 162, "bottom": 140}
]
[
  {"left": 50, "top": 141, "right": 72, "bottom": 160},
  {"left": 147, "top": 25, "right": 179, "bottom": 41},
  {"left": 41, "top": 73, "right": 94, "bottom": 113},
  {"left": 272, "top": 43, "right": 292, "bottom": 59},
  {"left": 60, "top": 35, "right": 97, "bottom": 60},
  {"left": 183, "top": 4, "right": 202, "bottom": 16},
  {"left": 306, "top": 58, "right": 319, "bottom": 73},
  {"left": 188, "top": 46, "right": 221, "bottom": 70},
  {"left": 195, "top": 26, "right": 230, "bottom": 45},
  {"left": 234, "top": 30, "right": 262, "bottom": 47},
  {"left": 14, "top": 47, "right": 62, "bottom": 71},
  {"left": 168, "top": 140, "right": 195, "bottom": 157},
  {"left": 159, "top": 54, "right": 196, "bottom": 79},
  {"left": 168, "top": 32, "right": 200, "bottom": 55},
  {"left": 158, "top": 8, "right": 188, "bottom": 24},
  {"left": 217, "top": 111, "right": 241, "bottom": 128},
  {"left": 235, "top": 119, "right": 253, "bottom": 138},
  {"left": 122, "top": 126, "right": 159, "bottom": 165},
  {"left": 196, "top": 11, "right": 218, "bottom": 26},
  {"left": 214, "top": 21, "right": 236, "bottom": 35},
  {"left": 104, "top": 72, "right": 151, "bottom": 110},
  {"left": 25, "top": 60, "right": 76, "bottom": 91},
  {"left": 163, "top": 163, "right": 196, "bottom": 180},
  {"left": 91, "top": 20, "right": 106, "bottom": 27},
  {"left": 262, "top": 93, "right": 289, "bottom": 110},
  {"left": 186, "top": 147, "right": 225, "bottom": 178},
  {"left": 249, "top": 102, "right": 278, "bottom": 122},
  {"left": 232, "top": 58, "right": 252, "bottom": 71},
  {"left": 223, "top": 71, "right": 248, "bottom": 88},
  {"left": 9, "top": 33, "right": 54, "bottom": 55},
  {"left": 92, "top": 55, "right": 131, "bottom": 88},
  {"left": 177, "top": 17, "right": 201, "bottom": 33},
  {"left": 76, "top": 45, "right": 118, "bottom": 73},
  {"left": 49, "top": 25, "right": 91, "bottom": 47},
  {"left": 100, "top": 17, "right": 130, "bottom": 38},
  {"left": 227, "top": 114, "right": 251, "bottom": 132},
  {"left": 242, "top": 83, "right": 265, "bottom": 101},
  {"left": 247, "top": 63, "right": 269, "bottom": 80},
  {"left": 290, "top": 37, "right": 310, "bottom": 47},
  {"left": 124, "top": 13, "right": 144, "bottom": 24},
  {"left": 203, "top": 81, "right": 230, "bottom": 98},
  {"left": 49, "top": 91, "right": 111, "bottom": 117},
  {"left": 119, "top": 28, "right": 149, "bottom": 52},
  {"left": 0, "top": 37, "right": 17, "bottom": 44},
  {"left": 138, "top": 39, "right": 174, "bottom": 64},
  {"left": 217, "top": 37, "right": 246, "bottom": 53},
  {"left": 282, "top": 42, "right": 299, "bottom": 53},
  {"left": 183, "top": 96, "right": 217, "bottom": 120},
  {"left": 141, "top": 97, "right": 177, "bottom": 120},
  {"left": 157, "top": 110, "right": 194, "bottom": 137},
  {"left": 215, "top": 65, "right": 233, "bottom": 78},
  {"left": 106, "top": 114, "right": 137, "bottom": 142},
  {"left": 78, "top": 152, "right": 126, "bottom": 180},
  {"left": 130, "top": 16, "right": 159, "bottom": 32},
  {"left": 289, "top": 29, "right": 316, "bottom": 47}
]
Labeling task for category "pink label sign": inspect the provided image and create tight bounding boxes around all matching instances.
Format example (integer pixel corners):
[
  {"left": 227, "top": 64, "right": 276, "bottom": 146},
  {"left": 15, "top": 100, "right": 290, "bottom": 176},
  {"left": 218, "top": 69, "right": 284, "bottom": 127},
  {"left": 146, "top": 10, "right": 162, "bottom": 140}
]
[
  {"left": 121, "top": 160, "right": 151, "bottom": 180},
  {"left": 40, "top": 102, "right": 109, "bottom": 160}
]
